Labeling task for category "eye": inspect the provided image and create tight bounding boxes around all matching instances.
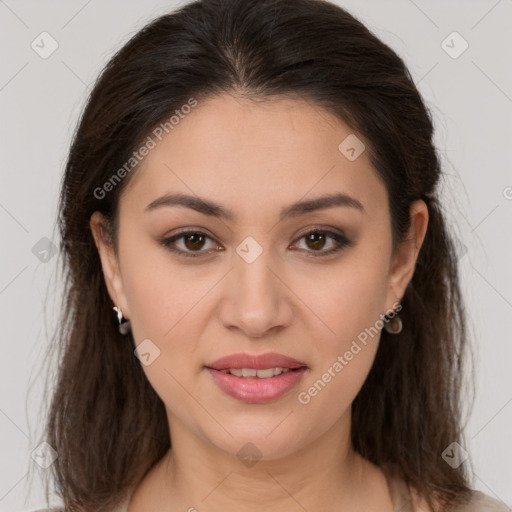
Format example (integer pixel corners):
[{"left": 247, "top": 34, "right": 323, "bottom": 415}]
[
  {"left": 290, "top": 229, "right": 351, "bottom": 257},
  {"left": 161, "top": 227, "right": 352, "bottom": 259},
  {"left": 161, "top": 230, "right": 221, "bottom": 258}
]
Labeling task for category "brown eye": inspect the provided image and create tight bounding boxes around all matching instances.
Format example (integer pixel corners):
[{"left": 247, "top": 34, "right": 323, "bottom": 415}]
[
  {"left": 305, "top": 232, "right": 328, "bottom": 251},
  {"left": 182, "top": 233, "right": 207, "bottom": 251},
  {"left": 161, "top": 230, "right": 220, "bottom": 258},
  {"left": 292, "top": 229, "right": 350, "bottom": 256}
]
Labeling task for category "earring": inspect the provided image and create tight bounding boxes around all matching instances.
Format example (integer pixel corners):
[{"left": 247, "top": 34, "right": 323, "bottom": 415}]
[
  {"left": 383, "top": 307, "right": 403, "bottom": 334},
  {"left": 113, "top": 306, "right": 131, "bottom": 335}
]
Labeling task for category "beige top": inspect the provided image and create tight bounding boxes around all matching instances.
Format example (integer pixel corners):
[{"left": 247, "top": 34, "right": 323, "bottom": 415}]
[
  {"left": 384, "top": 470, "right": 511, "bottom": 512},
  {"left": 28, "top": 470, "right": 511, "bottom": 512}
]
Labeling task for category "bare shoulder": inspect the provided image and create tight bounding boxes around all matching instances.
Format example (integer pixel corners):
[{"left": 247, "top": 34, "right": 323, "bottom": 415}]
[{"left": 448, "top": 490, "right": 511, "bottom": 511}]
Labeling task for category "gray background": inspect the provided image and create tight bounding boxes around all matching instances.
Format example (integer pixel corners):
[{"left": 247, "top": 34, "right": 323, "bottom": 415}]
[{"left": 1, "top": 1, "right": 511, "bottom": 510}]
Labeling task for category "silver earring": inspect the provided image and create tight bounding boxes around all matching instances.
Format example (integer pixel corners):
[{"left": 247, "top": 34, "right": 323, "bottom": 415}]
[
  {"left": 383, "top": 310, "right": 403, "bottom": 334},
  {"left": 113, "top": 306, "right": 131, "bottom": 335}
]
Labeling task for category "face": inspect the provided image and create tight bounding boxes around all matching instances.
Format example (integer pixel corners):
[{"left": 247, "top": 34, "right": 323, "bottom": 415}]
[{"left": 91, "top": 93, "right": 427, "bottom": 461}]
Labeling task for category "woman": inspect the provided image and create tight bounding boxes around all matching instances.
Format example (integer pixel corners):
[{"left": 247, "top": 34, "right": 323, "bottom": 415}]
[{"left": 30, "top": 0, "right": 509, "bottom": 511}]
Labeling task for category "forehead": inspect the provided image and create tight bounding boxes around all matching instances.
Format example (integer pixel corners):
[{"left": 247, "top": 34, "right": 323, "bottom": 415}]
[{"left": 119, "top": 93, "right": 388, "bottom": 221}]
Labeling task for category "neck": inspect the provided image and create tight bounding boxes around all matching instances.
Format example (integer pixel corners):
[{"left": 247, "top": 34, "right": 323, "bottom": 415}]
[{"left": 145, "top": 409, "right": 387, "bottom": 512}]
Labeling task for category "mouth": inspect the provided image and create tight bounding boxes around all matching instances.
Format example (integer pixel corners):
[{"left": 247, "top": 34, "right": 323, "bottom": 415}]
[
  {"left": 209, "top": 366, "right": 306, "bottom": 378},
  {"left": 204, "top": 352, "right": 308, "bottom": 403},
  {"left": 205, "top": 366, "right": 308, "bottom": 403}
]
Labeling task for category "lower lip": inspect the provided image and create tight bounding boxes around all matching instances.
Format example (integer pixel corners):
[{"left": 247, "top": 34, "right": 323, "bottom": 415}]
[{"left": 206, "top": 367, "right": 307, "bottom": 403}]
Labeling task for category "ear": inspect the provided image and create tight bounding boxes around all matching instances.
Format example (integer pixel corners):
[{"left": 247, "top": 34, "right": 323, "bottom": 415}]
[
  {"left": 386, "top": 199, "right": 429, "bottom": 307},
  {"left": 89, "top": 211, "right": 130, "bottom": 319}
]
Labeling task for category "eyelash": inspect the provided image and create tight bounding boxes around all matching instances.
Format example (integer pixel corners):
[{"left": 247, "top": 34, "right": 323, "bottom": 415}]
[{"left": 160, "top": 228, "right": 352, "bottom": 259}]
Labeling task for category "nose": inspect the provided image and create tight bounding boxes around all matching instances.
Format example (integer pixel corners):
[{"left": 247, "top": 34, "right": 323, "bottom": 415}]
[{"left": 217, "top": 246, "right": 293, "bottom": 339}]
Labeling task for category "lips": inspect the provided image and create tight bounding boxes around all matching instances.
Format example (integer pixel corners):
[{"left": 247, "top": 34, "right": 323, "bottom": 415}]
[
  {"left": 205, "top": 352, "right": 308, "bottom": 371},
  {"left": 207, "top": 366, "right": 307, "bottom": 403},
  {"left": 204, "top": 352, "right": 308, "bottom": 403}
]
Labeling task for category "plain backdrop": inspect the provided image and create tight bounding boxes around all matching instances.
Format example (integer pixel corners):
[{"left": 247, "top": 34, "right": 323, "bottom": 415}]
[{"left": 0, "top": 1, "right": 511, "bottom": 510}]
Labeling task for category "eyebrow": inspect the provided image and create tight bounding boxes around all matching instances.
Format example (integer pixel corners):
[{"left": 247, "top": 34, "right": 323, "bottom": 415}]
[{"left": 144, "top": 192, "right": 365, "bottom": 221}]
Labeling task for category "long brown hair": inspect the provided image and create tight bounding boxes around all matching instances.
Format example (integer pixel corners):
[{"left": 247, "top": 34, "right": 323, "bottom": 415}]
[{"left": 33, "top": 0, "right": 475, "bottom": 510}]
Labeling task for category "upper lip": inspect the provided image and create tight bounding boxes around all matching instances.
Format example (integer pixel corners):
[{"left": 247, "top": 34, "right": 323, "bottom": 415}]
[{"left": 206, "top": 352, "right": 308, "bottom": 370}]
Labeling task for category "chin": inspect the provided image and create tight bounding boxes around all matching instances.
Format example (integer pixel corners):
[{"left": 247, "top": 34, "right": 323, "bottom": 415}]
[{"left": 207, "top": 428, "right": 304, "bottom": 464}]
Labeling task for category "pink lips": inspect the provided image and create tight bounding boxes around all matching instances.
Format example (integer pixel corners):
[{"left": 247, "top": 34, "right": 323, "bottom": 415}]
[
  {"left": 205, "top": 352, "right": 308, "bottom": 403},
  {"left": 206, "top": 352, "right": 307, "bottom": 370}
]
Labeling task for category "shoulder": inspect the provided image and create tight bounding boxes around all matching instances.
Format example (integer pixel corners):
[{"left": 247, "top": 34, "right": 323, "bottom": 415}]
[
  {"left": 22, "top": 495, "right": 131, "bottom": 512},
  {"left": 447, "top": 490, "right": 511, "bottom": 511},
  {"left": 22, "top": 509, "right": 64, "bottom": 512},
  {"left": 23, "top": 491, "right": 131, "bottom": 512},
  {"left": 384, "top": 466, "right": 510, "bottom": 512}
]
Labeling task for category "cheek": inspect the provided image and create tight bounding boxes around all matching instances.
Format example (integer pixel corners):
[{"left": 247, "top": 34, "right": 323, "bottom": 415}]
[
  {"left": 295, "top": 341, "right": 377, "bottom": 437},
  {"left": 118, "top": 242, "right": 211, "bottom": 419},
  {"left": 295, "top": 281, "right": 385, "bottom": 428},
  {"left": 294, "top": 254, "right": 390, "bottom": 354},
  {"left": 119, "top": 231, "right": 208, "bottom": 340},
  {"left": 292, "top": 250, "right": 389, "bottom": 414}
]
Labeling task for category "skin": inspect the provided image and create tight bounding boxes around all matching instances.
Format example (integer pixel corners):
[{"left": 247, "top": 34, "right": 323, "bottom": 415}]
[{"left": 90, "top": 93, "right": 428, "bottom": 512}]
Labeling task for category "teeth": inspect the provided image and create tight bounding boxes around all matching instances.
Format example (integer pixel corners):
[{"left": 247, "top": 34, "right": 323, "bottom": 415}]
[
  {"left": 242, "top": 368, "right": 257, "bottom": 377},
  {"left": 219, "top": 367, "right": 292, "bottom": 378},
  {"left": 254, "top": 368, "right": 275, "bottom": 378}
]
